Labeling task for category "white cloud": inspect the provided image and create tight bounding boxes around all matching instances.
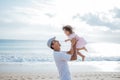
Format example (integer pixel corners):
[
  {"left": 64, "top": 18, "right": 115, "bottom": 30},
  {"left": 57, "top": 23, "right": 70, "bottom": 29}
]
[{"left": 79, "top": 8, "right": 120, "bottom": 30}]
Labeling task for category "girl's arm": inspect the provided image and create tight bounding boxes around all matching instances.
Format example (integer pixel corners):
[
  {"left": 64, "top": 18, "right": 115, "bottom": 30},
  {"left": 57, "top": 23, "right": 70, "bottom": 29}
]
[{"left": 65, "top": 39, "right": 71, "bottom": 42}]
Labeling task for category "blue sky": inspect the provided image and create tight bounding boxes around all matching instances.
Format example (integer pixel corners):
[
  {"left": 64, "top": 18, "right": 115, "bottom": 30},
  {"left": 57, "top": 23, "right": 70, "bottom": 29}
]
[{"left": 0, "top": 0, "right": 120, "bottom": 43}]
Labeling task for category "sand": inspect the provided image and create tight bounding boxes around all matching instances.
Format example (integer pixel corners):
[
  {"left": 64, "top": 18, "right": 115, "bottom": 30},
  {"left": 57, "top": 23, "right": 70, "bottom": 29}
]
[
  {"left": 0, "top": 62, "right": 120, "bottom": 80},
  {"left": 0, "top": 72, "right": 120, "bottom": 80}
]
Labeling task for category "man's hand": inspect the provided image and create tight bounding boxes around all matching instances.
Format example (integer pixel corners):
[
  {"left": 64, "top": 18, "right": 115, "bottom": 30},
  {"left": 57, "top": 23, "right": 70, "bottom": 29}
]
[
  {"left": 70, "top": 51, "right": 77, "bottom": 60},
  {"left": 70, "top": 39, "right": 77, "bottom": 60}
]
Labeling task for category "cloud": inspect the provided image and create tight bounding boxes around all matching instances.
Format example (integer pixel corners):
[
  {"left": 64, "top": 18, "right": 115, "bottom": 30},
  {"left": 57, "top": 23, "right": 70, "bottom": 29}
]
[
  {"left": 112, "top": 8, "right": 120, "bottom": 18},
  {"left": 0, "top": 0, "right": 55, "bottom": 25},
  {"left": 80, "top": 10, "right": 120, "bottom": 29},
  {"left": 79, "top": 8, "right": 120, "bottom": 30}
]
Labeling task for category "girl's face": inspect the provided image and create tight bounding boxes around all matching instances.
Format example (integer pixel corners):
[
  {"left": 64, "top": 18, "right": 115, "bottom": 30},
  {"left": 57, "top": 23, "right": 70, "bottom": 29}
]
[{"left": 63, "top": 29, "right": 71, "bottom": 36}]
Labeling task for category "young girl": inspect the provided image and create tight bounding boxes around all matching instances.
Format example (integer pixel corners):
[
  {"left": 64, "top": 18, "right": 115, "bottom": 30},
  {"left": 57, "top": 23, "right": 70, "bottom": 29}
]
[{"left": 63, "top": 25, "right": 88, "bottom": 61}]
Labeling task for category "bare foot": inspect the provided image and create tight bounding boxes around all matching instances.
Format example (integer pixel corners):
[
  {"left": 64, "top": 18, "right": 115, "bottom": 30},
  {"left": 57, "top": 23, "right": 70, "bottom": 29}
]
[
  {"left": 84, "top": 48, "right": 88, "bottom": 52},
  {"left": 82, "top": 56, "right": 85, "bottom": 61}
]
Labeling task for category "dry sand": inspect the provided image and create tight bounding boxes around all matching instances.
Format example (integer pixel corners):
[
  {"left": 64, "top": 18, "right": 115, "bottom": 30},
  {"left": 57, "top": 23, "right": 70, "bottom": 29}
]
[{"left": 0, "top": 72, "right": 120, "bottom": 80}]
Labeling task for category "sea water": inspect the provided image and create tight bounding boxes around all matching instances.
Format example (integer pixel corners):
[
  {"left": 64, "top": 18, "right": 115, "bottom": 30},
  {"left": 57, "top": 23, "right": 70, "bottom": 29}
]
[{"left": 0, "top": 39, "right": 120, "bottom": 63}]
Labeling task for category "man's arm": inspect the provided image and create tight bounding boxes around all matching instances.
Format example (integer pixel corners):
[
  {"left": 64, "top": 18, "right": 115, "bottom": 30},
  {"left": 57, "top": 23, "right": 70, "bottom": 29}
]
[{"left": 67, "top": 38, "right": 77, "bottom": 60}]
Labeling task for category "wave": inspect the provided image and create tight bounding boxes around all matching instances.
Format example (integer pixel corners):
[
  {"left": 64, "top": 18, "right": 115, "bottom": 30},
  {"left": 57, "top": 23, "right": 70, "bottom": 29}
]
[
  {"left": 0, "top": 40, "right": 120, "bottom": 62},
  {"left": 0, "top": 55, "right": 120, "bottom": 62}
]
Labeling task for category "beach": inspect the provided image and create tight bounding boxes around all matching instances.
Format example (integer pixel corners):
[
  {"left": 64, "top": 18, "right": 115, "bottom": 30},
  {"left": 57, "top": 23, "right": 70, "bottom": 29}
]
[
  {"left": 0, "top": 72, "right": 120, "bottom": 80},
  {"left": 0, "top": 62, "right": 120, "bottom": 80}
]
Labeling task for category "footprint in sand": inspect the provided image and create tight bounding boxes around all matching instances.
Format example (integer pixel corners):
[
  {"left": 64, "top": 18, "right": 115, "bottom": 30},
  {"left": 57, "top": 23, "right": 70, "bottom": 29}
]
[
  {"left": 41, "top": 77, "right": 45, "bottom": 79},
  {"left": 27, "top": 77, "right": 33, "bottom": 80},
  {"left": 49, "top": 76, "right": 53, "bottom": 79},
  {"left": 74, "top": 75, "right": 78, "bottom": 78}
]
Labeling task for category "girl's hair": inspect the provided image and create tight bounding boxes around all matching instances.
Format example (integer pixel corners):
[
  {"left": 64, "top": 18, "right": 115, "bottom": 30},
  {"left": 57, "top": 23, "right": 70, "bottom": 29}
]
[{"left": 62, "top": 25, "right": 73, "bottom": 34}]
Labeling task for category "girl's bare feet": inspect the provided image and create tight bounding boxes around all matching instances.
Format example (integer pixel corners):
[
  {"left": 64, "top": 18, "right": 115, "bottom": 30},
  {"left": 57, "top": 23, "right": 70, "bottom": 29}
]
[
  {"left": 82, "top": 47, "right": 88, "bottom": 52},
  {"left": 77, "top": 47, "right": 88, "bottom": 52},
  {"left": 82, "top": 56, "right": 85, "bottom": 61}
]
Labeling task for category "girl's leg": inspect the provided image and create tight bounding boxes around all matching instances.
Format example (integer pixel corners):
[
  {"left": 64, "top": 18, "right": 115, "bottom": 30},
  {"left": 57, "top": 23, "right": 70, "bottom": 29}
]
[
  {"left": 78, "top": 47, "right": 88, "bottom": 52},
  {"left": 77, "top": 51, "right": 85, "bottom": 61},
  {"left": 83, "top": 47, "right": 88, "bottom": 52}
]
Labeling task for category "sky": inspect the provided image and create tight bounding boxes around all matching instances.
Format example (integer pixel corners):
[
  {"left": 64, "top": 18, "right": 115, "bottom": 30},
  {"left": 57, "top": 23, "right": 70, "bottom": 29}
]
[{"left": 0, "top": 0, "right": 120, "bottom": 43}]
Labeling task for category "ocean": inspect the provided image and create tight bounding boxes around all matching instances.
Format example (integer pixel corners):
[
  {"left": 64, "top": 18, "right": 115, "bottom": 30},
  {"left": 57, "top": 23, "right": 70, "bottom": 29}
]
[{"left": 0, "top": 39, "right": 120, "bottom": 63}]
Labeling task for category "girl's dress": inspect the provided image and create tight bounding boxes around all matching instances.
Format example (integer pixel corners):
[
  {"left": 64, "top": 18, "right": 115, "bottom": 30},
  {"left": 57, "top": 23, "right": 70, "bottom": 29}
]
[{"left": 68, "top": 33, "right": 87, "bottom": 49}]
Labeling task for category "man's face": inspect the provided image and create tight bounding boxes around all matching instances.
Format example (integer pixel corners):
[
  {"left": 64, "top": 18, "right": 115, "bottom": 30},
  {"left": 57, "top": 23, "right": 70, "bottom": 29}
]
[{"left": 52, "top": 40, "right": 61, "bottom": 51}]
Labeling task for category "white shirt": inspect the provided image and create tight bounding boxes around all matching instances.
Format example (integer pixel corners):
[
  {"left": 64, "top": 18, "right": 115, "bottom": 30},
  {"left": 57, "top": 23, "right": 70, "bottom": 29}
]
[{"left": 53, "top": 51, "right": 72, "bottom": 80}]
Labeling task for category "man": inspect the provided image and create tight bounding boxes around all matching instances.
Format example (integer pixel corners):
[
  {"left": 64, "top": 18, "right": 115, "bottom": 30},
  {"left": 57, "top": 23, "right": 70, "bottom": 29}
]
[{"left": 47, "top": 37, "right": 77, "bottom": 80}]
